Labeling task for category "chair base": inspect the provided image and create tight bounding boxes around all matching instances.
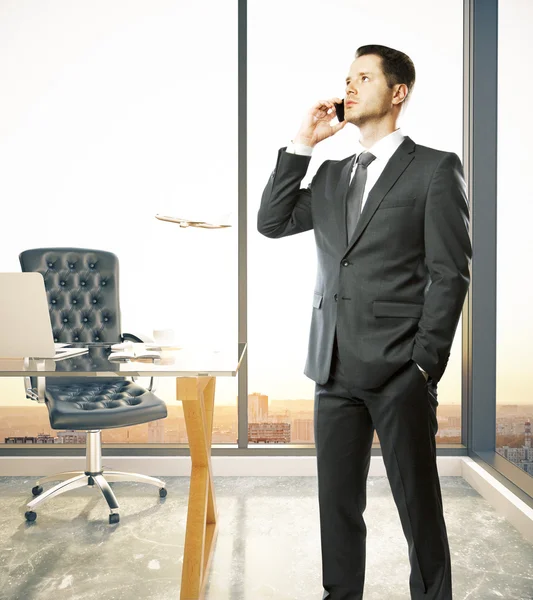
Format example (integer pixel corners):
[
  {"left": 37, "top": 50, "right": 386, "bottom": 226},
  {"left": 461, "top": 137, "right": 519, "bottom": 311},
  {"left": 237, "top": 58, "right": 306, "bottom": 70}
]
[
  {"left": 26, "top": 469, "right": 166, "bottom": 524},
  {"left": 25, "top": 430, "right": 166, "bottom": 524}
]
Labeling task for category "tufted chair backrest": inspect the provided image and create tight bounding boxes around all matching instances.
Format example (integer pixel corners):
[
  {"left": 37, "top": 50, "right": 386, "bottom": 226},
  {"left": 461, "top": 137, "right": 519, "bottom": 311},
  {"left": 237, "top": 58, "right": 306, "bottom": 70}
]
[{"left": 19, "top": 248, "right": 122, "bottom": 344}]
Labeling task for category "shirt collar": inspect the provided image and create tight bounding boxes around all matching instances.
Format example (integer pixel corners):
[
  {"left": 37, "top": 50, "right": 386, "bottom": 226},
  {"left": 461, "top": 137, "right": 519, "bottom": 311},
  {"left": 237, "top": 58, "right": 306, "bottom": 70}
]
[{"left": 354, "top": 128, "right": 405, "bottom": 164}]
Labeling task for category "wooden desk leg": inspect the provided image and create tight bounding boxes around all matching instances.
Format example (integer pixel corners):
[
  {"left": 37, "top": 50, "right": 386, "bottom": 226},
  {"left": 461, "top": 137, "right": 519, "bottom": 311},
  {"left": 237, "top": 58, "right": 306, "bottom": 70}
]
[{"left": 176, "top": 376, "right": 218, "bottom": 600}]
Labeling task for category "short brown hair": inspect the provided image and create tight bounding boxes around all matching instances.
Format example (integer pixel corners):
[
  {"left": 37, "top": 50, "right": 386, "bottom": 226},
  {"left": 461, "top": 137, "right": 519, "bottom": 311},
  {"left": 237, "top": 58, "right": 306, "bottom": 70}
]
[{"left": 355, "top": 44, "right": 416, "bottom": 108}]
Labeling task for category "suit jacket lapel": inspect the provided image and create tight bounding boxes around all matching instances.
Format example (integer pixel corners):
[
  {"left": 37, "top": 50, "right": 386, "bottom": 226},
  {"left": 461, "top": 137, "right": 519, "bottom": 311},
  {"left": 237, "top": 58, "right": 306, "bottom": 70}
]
[{"left": 343, "top": 136, "right": 416, "bottom": 257}]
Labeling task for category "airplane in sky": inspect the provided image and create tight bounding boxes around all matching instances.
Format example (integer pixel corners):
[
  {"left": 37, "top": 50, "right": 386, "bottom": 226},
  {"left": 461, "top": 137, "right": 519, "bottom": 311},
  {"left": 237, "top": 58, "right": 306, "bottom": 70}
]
[{"left": 155, "top": 214, "right": 232, "bottom": 229}]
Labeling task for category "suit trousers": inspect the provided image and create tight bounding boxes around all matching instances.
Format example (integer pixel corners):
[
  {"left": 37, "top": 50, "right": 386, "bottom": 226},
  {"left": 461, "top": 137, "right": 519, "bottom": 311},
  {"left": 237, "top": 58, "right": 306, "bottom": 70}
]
[{"left": 315, "top": 333, "right": 452, "bottom": 600}]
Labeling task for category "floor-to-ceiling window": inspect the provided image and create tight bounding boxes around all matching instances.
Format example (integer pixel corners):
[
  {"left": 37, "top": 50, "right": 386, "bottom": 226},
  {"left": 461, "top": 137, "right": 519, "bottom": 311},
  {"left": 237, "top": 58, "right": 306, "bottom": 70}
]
[
  {"left": 248, "top": 0, "right": 465, "bottom": 446},
  {"left": 496, "top": 0, "right": 533, "bottom": 478},
  {"left": 0, "top": 0, "right": 238, "bottom": 447}
]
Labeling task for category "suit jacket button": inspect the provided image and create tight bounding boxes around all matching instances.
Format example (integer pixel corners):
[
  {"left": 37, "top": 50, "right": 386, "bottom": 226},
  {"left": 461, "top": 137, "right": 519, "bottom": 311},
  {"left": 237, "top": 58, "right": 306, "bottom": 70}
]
[
  {"left": 342, "top": 261, "right": 349, "bottom": 267},
  {"left": 334, "top": 294, "right": 338, "bottom": 302}
]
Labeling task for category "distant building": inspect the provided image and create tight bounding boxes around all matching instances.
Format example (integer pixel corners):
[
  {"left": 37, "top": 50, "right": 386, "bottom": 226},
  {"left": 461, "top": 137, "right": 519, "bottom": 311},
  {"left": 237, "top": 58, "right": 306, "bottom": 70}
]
[
  {"left": 148, "top": 420, "right": 165, "bottom": 443},
  {"left": 292, "top": 419, "right": 314, "bottom": 443},
  {"left": 36, "top": 433, "right": 56, "bottom": 444},
  {"left": 4, "top": 433, "right": 56, "bottom": 444},
  {"left": 269, "top": 411, "right": 290, "bottom": 423},
  {"left": 447, "top": 416, "right": 461, "bottom": 428},
  {"left": 503, "top": 446, "right": 527, "bottom": 462},
  {"left": 5, "top": 436, "right": 36, "bottom": 444},
  {"left": 496, "top": 422, "right": 512, "bottom": 435},
  {"left": 248, "top": 422, "right": 290, "bottom": 443},
  {"left": 438, "top": 428, "right": 461, "bottom": 438},
  {"left": 249, "top": 392, "right": 268, "bottom": 423},
  {"left": 56, "top": 430, "right": 87, "bottom": 444},
  {"left": 498, "top": 444, "right": 533, "bottom": 475}
]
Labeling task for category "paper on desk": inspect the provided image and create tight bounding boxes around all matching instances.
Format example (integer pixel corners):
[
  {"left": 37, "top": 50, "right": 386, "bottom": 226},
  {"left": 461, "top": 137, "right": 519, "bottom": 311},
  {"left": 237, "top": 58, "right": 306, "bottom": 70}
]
[{"left": 53, "top": 347, "right": 88, "bottom": 361}]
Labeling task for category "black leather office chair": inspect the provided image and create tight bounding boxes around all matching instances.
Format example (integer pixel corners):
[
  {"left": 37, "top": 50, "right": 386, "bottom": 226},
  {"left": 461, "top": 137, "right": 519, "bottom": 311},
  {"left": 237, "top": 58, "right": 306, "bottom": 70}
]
[{"left": 19, "top": 247, "right": 168, "bottom": 524}]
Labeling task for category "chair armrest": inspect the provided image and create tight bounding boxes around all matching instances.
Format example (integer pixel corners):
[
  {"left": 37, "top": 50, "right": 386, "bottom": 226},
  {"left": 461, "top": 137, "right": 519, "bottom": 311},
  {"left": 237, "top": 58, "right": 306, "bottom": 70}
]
[{"left": 121, "top": 331, "right": 155, "bottom": 343}]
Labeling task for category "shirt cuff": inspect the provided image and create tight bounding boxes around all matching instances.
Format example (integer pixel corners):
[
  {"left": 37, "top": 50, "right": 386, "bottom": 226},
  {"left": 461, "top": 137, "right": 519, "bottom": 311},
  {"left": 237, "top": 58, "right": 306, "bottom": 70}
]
[
  {"left": 416, "top": 362, "right": 429, "bottom": 380},
  {"left": 286, "top": 141, "right": 314, "bottom": 156}
]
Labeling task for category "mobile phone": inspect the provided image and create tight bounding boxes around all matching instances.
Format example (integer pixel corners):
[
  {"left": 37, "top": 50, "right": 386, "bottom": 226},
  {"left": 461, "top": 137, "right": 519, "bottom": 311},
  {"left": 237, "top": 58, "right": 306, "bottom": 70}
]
[{"left": 334, "top": 100, "right": 345, "bottom": 122}]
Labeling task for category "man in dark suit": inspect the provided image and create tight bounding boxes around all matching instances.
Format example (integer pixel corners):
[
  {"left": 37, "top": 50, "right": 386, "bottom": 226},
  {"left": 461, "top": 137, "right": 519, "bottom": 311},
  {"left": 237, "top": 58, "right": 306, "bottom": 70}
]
[{"left": 257, "top": 44, "right": 472, "bottom": 600}]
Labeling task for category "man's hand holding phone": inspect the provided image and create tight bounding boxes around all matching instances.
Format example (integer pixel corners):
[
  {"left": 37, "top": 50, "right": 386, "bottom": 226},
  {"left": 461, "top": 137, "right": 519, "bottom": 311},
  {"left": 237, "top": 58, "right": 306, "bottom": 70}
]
[{"left": 293, "top": 98, "right": 346, "bottom": 148}]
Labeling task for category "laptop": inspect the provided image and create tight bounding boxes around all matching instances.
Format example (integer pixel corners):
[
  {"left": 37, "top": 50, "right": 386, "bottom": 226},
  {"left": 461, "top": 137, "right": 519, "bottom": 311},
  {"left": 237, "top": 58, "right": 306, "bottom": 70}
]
[{"left": 0, "top": 273, "right": 88, "bottom": 360}]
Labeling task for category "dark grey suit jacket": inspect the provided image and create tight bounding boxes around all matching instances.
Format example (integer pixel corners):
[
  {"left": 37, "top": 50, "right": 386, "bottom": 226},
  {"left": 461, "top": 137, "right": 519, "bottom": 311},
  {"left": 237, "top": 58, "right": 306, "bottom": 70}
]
[{"left": 257, "top": 136, "right": 472, "bottom": 388}]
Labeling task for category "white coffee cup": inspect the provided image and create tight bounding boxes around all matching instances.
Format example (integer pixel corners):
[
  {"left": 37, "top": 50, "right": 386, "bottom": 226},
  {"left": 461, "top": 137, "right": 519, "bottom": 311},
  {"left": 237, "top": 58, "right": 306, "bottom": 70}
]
[{"left": 153, "top": 328, "right": 175, "bottom": 346}]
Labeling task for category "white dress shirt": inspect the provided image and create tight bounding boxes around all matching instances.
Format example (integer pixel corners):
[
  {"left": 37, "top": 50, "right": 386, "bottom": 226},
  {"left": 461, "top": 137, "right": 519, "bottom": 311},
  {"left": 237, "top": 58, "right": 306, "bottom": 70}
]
[
  {"left": 285, "top": 129, "right": 429, "bottom": 381},
  {"left": 287, "top": 128, "right": 405, "bottom": 211}
]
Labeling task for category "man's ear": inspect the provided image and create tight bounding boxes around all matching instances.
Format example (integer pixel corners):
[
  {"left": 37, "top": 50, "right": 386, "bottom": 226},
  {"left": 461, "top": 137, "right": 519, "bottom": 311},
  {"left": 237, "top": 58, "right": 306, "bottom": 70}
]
[{"left": 394, "top": 84, "right": 408, "bottom": 105}]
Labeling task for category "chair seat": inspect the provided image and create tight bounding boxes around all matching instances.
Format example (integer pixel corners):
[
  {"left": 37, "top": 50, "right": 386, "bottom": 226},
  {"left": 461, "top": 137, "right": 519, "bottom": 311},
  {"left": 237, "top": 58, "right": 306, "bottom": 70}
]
[{"left": 45, "top": 379, "right": 168, "bottom": 430}]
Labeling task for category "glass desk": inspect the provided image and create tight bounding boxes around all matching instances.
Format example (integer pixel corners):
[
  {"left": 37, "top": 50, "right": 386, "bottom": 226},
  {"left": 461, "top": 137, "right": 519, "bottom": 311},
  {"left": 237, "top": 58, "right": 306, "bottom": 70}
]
[
  {"left": 0, "top": 342, "right": 247, "bottom": 600},
  {"left": 0, "top": 342, "right": 246, "bottom": 377}
]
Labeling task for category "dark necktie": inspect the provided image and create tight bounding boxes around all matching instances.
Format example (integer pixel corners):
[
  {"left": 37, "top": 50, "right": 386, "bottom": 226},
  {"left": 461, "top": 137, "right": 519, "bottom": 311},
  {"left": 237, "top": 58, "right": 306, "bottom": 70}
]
[{"left": 346, "top": 151, "right": 377, "bottom": 242}]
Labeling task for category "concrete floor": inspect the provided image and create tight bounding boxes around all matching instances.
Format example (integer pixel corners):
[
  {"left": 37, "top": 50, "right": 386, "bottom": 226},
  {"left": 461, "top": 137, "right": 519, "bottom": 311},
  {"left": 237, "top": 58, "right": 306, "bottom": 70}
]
[{"left": 0, "top": 476, "right": 531, "bottom": 600}]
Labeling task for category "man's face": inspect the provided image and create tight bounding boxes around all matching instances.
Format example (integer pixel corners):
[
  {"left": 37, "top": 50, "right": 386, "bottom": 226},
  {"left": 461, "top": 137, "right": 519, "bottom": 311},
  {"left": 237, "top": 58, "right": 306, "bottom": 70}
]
[{"left": 344, "top": 54, "right": 399, "bottom": 126}]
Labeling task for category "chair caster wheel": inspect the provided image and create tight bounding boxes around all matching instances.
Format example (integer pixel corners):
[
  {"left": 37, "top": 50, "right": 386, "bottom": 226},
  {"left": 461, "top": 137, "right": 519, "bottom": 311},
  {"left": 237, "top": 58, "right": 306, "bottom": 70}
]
[
  {"left": 88, "top": 476, "right": 95, "bottom": 486},
  {"left": 109, "top": 513, "right": 120, "bottom": 525},
  {"left": 159, "top": 488, "right": 167, "bottom": 498},
  {"left": 25, "top": 511, "right": 37, "bottom": 522},
  {"left": 32, "top": 485, "right": 43, "bottom": 496}
]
